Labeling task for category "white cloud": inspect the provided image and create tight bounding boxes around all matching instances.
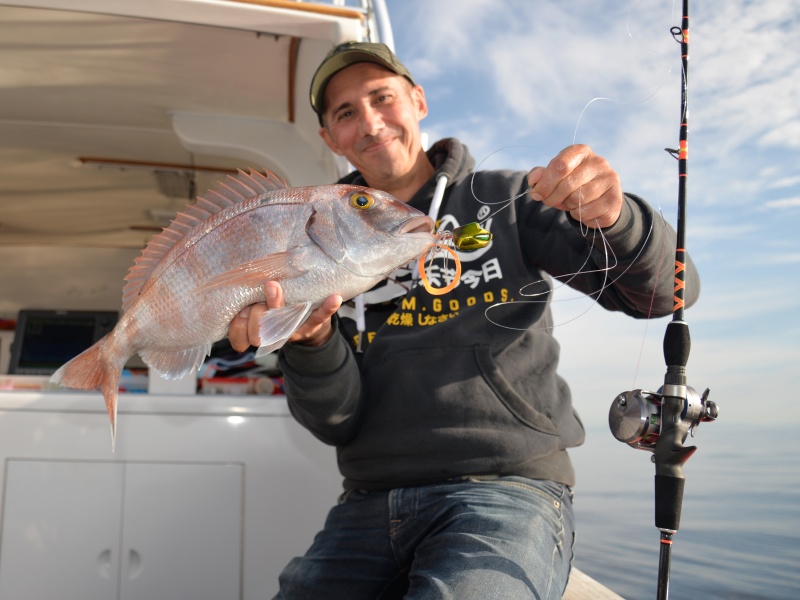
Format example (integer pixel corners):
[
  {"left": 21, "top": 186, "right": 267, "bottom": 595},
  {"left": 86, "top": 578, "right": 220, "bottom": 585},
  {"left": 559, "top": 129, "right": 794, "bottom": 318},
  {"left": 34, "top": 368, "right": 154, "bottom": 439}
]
[
  {"left": 755, "top": 251, "right": 800, "bottom": 265},
  {"left": 689, "top": 282, "right": 800, "bottom": 323},
  {"left": 403, "top": 56, "right": 439, "bottom": 80},
  {"left": 390, "top": 0, "right": 496, "bottom": 65},
  {"left": 393, "top": 0, "right": 800, "bottom": 157},
  {"left": 764, "top": 196, "right": 800, "bottom": 209},
  {"left": 394, "top": 0, "right": 677, "bottom": 130},
  {"left": 692, "top": 1, "right": 800, "bottom": 154},
  {"left": 687, "top": 219, "right": 758, "bottom": 241},
  {"left": 760, "top": 121, "right": 800, "bottom": 149},
  {"left": 768, "top": 175, "right": 800, "bottom": 189}
]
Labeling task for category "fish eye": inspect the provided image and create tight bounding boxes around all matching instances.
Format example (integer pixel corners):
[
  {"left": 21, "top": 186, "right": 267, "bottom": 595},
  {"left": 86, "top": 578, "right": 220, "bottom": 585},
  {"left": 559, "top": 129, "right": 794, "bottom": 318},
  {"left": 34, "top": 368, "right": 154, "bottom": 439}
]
[{"left": 350, "top": 192, "right": 374, "bottom": 210}]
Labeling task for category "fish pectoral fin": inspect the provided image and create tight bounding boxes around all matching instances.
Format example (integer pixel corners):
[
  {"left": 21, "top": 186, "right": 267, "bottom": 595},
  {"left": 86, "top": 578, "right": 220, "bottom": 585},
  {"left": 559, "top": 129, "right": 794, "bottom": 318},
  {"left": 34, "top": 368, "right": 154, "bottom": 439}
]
[
  {"left": 140, "top": 343, "right": 211, "bottom": 379},
  {"left": 193, "top": 249, "right": 309, "bottom": 294},
  {"left": 255, "top": 302, "right": 313, "bottom": 357}
]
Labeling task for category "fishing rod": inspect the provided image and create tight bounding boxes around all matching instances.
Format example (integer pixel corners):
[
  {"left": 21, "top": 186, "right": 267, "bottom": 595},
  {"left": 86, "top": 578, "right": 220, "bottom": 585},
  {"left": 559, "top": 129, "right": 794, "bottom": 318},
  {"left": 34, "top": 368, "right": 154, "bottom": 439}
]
[{"left": 607, "top": 1, "right": 718, "bottom": 598}]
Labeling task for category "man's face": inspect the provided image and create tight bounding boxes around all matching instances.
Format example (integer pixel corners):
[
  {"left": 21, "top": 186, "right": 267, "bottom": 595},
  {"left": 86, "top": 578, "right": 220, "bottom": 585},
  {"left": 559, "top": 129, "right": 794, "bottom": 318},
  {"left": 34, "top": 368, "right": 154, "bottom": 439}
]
[{"left": 319, "top": 62, "right": 428, "bottom": 185}]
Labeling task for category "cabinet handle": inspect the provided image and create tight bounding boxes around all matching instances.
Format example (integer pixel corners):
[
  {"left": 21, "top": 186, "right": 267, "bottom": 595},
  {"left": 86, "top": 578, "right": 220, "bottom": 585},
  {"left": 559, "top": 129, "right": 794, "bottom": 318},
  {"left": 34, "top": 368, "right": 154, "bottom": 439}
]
[
  {"left": 97, "top": 549, "right": 112, "bottom": 579},
  {"left": 128, "top": 548, "right": 143, "bottom": 579}
]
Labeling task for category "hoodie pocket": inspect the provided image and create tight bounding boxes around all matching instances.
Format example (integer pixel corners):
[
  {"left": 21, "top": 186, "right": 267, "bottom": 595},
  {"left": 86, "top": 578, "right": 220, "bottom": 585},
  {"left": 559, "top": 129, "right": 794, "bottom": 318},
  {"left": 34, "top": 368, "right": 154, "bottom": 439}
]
[{"left": 474, "top": 345, "right": 558, "bottom": 435}]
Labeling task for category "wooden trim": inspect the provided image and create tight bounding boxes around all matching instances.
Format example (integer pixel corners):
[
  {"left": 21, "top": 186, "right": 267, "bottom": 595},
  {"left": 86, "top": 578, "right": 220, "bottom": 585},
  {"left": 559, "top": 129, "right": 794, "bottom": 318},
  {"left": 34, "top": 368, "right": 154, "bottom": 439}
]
[
  {"left": 288, "top": 37, "right": 300, "bottom": 123},
  {"left": 77, "top": 157, "right": 239, "bottom": 174},
  {"left": 225, "top": 0, "right": 365, "bottom": 22}
]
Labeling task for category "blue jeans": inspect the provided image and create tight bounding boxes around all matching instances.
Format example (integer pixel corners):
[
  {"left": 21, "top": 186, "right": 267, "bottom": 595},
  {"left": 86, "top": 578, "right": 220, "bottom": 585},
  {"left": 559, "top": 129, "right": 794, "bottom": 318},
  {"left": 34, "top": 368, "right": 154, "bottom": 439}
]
[{"left": 274, "top": 476, "right": 575, "bottom": 600}]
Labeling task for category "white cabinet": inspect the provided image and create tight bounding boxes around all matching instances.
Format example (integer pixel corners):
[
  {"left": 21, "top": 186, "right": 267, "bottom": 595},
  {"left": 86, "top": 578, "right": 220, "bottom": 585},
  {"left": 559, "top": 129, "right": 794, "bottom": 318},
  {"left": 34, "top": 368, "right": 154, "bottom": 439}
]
[
  {"left": 0, "top": 461, "right": 123, "bottom": 599},
  {"left": 0, "top": 460, "right": 243, "bottom": 600},
  {"left": 0, "top": 392, "right": 343, "bottom": 599}
]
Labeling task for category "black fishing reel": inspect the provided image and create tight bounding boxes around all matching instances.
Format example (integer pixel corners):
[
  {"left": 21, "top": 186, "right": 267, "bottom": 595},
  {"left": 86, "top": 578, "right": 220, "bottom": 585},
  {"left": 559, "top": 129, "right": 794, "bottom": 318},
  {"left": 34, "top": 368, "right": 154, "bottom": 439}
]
[{"left": 609, "top": 386, "right": 718, "bottom": 452}]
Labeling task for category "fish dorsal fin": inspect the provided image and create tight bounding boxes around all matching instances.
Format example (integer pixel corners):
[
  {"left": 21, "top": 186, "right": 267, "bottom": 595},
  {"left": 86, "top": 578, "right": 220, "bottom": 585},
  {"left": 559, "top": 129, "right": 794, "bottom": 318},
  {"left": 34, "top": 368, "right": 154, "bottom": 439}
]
[{"left": 122, "top": 169, "right": 288, "bottom": 312}]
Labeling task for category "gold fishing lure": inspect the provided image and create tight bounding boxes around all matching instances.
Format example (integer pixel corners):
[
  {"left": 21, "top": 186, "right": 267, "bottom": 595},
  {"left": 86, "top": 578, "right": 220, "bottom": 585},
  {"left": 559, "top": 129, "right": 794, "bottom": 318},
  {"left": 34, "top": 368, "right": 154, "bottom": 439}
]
[
  {"left": 451, "top": 222, "right": 493, "bottom": 251},
  {"left": 421, "top": 223, "right": 491, "bottom": 295}
]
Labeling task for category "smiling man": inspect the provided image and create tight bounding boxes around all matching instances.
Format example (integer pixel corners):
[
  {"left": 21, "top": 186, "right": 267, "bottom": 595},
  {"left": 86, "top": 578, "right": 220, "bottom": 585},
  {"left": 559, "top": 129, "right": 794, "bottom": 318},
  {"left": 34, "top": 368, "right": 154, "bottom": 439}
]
[
  {"left": 229, "top": 41, "right": 699, "bottom": 600},
  {"left": 317, "top": 60, "right": 433, "bottom": 201}
]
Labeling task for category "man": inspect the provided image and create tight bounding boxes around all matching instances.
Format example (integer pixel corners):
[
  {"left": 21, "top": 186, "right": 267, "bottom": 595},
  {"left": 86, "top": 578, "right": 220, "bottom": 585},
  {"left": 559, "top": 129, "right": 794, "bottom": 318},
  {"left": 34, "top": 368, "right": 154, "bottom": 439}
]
[{"left": 229, "top": 42, "right": 699, "bottom": 599}]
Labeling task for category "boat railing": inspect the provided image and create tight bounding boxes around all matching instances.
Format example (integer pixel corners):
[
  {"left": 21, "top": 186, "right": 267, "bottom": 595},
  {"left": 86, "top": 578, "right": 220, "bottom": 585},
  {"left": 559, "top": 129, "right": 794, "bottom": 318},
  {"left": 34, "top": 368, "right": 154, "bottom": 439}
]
[{"left": 233, "top": 0, "right": 394, "bottom": 46}]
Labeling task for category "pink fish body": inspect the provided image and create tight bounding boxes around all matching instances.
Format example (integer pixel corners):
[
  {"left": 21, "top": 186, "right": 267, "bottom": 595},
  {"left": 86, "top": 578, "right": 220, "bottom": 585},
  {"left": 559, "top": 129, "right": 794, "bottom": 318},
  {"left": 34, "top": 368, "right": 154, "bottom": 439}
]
[{"left": 51, "top": 170, "right": 435, "bottom": 446}]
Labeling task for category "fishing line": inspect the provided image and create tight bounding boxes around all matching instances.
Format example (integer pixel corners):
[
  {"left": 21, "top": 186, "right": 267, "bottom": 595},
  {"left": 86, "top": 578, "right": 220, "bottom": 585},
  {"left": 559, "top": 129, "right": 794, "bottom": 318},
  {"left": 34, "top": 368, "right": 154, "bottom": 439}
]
[
  {"left": 464, "top": 144, "right": 623, "bottom": 332},
  {"left": 470, "top": 144, "right": 620, "bottom": 297},
  {"left": 455, "top": 0, "right": 681, "bottom": 337}
]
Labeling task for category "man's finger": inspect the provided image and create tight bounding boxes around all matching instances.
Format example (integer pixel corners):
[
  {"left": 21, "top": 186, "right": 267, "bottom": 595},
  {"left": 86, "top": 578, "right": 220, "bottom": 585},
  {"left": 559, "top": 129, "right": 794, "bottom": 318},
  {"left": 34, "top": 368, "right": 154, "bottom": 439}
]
[
  {"left": 247, "top": 303, "right": 268, "bottom": 348},
  {"left": 229, "top": 307, "right": 252, "bottom": 352},
  {"left": 265, "top": 281, "right": 284, "bottom": 309}
]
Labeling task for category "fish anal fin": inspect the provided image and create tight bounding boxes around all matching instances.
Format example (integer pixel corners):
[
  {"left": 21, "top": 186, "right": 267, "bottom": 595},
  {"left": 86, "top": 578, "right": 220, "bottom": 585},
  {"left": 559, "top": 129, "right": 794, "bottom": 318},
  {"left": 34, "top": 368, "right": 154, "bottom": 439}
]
[
  {"left": 255, "top": 302, "right": 313, "bottom": 356},
  {"left": 194, "top": 249, "right": 309, "bottom": 295},
  {"left": 140, "top": 343, "right": 211, "bottom": 380}
]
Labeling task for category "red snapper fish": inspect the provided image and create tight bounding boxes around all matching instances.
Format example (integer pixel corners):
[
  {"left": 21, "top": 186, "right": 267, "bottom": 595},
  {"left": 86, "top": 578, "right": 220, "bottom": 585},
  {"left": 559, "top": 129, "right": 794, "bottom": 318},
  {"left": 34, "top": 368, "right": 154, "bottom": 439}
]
[{"left": 51, "top": 169, "right": 435, "bottom": 447}]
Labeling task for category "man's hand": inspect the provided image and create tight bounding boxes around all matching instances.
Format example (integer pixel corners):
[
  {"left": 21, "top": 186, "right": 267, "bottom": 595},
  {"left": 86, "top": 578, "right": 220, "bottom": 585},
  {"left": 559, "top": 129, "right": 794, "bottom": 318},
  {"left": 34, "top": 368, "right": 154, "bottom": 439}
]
[
  {"left": 527, "top": 144, "right": 623, "bottom": 229},
  {"left": 228, "top": 281, "right": 342, "bottom": 352}
]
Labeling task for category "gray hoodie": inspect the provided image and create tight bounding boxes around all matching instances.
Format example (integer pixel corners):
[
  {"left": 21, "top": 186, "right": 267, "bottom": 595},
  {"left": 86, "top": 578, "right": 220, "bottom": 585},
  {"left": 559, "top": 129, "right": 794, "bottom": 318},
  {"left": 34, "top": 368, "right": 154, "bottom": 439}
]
[{"left": 279, "top": 138, "right": 700, "bottom": 491}]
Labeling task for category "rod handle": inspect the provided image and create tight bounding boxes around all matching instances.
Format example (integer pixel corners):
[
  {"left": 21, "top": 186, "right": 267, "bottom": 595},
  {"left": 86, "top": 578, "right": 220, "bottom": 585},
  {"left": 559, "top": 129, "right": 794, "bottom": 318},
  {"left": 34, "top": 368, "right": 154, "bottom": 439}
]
[{"left": 655, "top": 474, "right": 685, "bottom": 531}]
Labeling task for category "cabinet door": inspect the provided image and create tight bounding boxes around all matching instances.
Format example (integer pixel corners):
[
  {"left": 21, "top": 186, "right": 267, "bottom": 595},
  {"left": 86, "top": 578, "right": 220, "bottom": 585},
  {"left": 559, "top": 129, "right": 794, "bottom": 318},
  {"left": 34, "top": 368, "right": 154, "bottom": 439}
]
[
  {"left": 0, "top": 460, "right": 124, "bottom": 600},
  {"left": 119, "top": 463, "right": 243, "bottom": 600}
]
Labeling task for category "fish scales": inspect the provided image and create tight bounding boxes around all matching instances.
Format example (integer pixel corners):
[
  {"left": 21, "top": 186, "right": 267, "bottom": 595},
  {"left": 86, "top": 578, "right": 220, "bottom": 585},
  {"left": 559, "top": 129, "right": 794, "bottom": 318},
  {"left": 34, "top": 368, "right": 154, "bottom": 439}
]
[
  {"left": 132, "top": 200, "right": 309, "bottom": 345},
  {"left": 51, "top": 170, "right": 435, "bottom": 447}
]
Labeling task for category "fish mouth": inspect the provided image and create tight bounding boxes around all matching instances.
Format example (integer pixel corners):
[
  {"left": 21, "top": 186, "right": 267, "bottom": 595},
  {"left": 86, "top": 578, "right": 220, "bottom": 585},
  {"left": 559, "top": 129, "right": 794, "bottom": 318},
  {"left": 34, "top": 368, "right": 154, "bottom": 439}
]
[{"left": 398, "top": 216, "right": 435, "bottom": 236}]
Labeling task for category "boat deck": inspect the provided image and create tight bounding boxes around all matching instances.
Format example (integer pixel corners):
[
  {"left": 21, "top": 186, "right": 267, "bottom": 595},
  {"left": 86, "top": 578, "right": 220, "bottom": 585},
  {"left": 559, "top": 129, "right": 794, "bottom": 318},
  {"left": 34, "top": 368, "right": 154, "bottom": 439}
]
[{"left": 565, "top": 568, "right": 624, "bottom": 599}]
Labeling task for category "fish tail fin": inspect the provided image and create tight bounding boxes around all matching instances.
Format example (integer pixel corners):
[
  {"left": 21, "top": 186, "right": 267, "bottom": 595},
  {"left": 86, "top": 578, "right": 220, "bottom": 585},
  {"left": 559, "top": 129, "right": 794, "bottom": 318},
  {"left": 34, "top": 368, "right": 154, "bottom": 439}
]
[{"left": 51, "top": 337, "right": 122, "bottom": 451}]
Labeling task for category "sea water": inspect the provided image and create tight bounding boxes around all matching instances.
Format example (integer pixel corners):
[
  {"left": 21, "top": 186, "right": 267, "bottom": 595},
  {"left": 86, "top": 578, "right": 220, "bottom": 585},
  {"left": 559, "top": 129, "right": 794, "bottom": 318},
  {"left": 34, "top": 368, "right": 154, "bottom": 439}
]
[{"left": 570, "top": 424, "right": 800, "bottom": 599}]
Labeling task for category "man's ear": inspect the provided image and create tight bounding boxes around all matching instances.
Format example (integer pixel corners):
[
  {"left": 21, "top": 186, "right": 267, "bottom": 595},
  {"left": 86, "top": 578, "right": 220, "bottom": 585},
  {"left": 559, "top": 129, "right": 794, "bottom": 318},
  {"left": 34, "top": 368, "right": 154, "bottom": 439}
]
[
  {"left": 411, "top": 84, "right": 429, "bottom": 120},
  {"left": 319, "top": 125, "right": 344, "bottom": 155}
]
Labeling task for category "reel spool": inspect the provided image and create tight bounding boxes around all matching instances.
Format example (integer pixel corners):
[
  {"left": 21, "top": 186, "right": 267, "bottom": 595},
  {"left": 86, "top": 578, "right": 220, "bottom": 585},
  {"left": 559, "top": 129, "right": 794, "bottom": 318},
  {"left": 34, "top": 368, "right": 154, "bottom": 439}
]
[{"left": 609, "top": 387, "right": 717, "bottom": 452}]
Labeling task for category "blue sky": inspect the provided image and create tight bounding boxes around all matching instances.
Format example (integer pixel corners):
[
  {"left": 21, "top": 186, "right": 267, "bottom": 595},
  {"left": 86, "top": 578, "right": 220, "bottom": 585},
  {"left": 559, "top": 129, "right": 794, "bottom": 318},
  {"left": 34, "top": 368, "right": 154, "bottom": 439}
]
[{"left": 384, "top": 0, "right": 800, "bottom": 428}]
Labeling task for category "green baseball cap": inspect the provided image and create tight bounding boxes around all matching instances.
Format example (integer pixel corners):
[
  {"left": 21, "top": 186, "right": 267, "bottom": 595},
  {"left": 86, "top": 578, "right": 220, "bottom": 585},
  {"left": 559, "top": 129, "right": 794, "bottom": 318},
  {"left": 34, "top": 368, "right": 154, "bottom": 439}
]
[{"left": 309, "top": 41, "right": 415, "bottom": 121}]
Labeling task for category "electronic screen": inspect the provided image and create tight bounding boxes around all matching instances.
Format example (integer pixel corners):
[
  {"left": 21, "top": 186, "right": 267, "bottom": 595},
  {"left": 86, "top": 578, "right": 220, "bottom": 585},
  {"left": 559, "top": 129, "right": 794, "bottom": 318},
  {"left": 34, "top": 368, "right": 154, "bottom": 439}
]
[{"left": 7, "top": 310, "right": 118, "bottom": 376}]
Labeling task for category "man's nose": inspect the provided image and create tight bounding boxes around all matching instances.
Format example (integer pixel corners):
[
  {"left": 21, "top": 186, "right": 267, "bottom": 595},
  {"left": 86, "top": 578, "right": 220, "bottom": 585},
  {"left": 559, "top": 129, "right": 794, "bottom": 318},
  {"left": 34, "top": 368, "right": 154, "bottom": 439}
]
[{"left": 359, "top": 106, "right": 384, "bottom": 136}]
